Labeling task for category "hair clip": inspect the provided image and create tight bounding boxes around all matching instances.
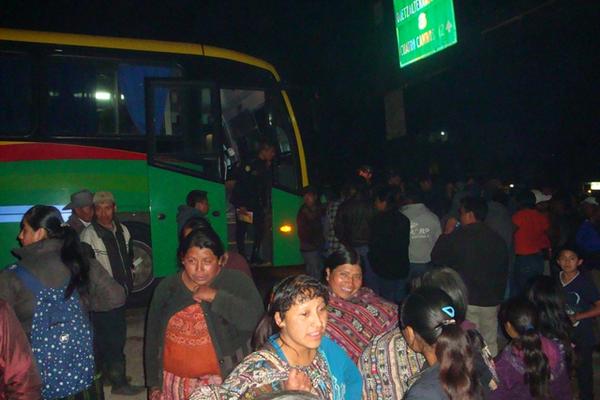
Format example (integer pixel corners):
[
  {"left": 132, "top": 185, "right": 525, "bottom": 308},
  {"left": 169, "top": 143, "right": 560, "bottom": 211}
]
[
  {"left": 60, "top": 223, "right": 69, "bottom": 228},
  {"left": 442, "top": 306, "right": 455, "bottom": 318},
  {"left": 441, "top": 319, "right": 456, "bottom": 326}
]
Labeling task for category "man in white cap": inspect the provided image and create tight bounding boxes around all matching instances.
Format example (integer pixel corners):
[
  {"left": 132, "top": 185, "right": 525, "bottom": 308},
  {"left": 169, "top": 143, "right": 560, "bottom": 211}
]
[
  {"left": 63, "top": 189, "right": 94, "bottom": 234},
  {"left": 80, "top": 191, "right": 142, "bottom": 395}
]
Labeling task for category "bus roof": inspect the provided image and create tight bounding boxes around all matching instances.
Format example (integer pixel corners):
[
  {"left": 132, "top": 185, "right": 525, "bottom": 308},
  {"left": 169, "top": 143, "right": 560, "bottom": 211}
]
[{"left": 0, "top": 28, "right": 281, "bottom": 81}]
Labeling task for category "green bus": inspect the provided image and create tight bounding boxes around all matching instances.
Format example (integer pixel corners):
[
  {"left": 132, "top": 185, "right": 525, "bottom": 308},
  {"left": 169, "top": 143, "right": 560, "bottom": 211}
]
[{"left": 0, "top": 28, "right": 307, "bottom": 295}]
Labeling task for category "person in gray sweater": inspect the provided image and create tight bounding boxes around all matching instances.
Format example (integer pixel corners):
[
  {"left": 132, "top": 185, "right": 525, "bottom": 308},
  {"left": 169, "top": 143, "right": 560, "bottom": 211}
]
[{"left": 401, "top": 185, "right": 442, "bottom": 281}]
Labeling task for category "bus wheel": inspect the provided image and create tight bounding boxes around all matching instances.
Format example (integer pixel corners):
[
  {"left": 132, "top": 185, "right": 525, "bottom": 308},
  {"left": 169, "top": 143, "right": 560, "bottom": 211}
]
[{"left": 123, "top": 221, "right": 155, "bottom": 306}]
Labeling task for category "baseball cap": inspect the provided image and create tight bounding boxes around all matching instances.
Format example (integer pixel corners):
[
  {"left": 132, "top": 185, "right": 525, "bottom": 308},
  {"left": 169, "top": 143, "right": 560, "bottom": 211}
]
[
  {"left": 63, "top": 189, "right": 94, "bottom": 210},
  {"left": 531, "top": 189, "right": 552, "bottom": 204},
  {"left": 93, "top": 191, "right": 115, "bottom": 205},
  {"left": 581, "top": 196, "right": 599, "bottom": 206}
]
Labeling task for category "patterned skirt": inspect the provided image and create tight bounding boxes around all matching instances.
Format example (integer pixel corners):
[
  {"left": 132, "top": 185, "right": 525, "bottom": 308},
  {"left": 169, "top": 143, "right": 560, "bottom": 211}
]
[{"left": 160, "top": 370, "right": 222, "bottom": 400}]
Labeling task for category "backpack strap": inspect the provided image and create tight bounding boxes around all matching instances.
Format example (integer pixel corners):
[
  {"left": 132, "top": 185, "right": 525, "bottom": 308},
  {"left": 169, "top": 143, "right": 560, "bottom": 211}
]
[{"left": 11, "top": 264, "right": 45, "bottom": 296}]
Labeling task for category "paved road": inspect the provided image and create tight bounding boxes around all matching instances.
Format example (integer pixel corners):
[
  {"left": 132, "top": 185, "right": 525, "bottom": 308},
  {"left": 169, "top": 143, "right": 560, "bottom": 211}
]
[{"left": 105, "top": 307, "right": 146, "bottom": 400}]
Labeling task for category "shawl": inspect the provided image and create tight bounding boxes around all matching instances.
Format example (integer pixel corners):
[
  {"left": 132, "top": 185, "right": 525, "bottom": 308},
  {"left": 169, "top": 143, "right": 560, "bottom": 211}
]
[
  {"left": 358, "top": 327, "right": 425, "bottom": 400},
  {"left": 190, "top": 337, "right": 334, "bottom": 400},
  {"left": 326, "top": 287, "right": 398, "bottom": 362}
]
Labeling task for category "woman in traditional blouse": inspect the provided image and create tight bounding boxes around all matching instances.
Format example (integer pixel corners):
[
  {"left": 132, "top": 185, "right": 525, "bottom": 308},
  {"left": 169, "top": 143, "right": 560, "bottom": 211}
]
[
  {"left": 191, "top": 275, "right": 361, "bottom": 400},
  {"left": 324, "top": 245, "right": 398, "bottom": 363},
  {"left": 145, "top": 229, "right": 264, "bottom": 400}
]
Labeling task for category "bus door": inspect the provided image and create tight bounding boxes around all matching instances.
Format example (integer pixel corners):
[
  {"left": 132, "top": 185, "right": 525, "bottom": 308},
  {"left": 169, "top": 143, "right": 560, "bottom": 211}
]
[
  {"left": 220, "top": 87, "right": 303, "bottom": 266},
  {"left": 145, "top": 79, "right": 227, "bottom": 277}
]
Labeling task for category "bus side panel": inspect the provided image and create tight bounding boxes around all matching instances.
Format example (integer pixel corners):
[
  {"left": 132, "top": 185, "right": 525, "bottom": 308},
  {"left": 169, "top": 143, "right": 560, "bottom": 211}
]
[
  {"left": 0, "top": 159, "right": 149, "bottom": 267},
  {"left": 147, "top": 166, "right": 226, "bottom": 278},
  {"left": 272, "top": 188, "right": 303, "bottom": 267}
]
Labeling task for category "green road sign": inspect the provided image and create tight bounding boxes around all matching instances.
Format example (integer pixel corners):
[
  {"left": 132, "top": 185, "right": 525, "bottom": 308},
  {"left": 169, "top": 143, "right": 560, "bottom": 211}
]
[{"left": 394, "top": 0, "right": 458, "bottom": 68}]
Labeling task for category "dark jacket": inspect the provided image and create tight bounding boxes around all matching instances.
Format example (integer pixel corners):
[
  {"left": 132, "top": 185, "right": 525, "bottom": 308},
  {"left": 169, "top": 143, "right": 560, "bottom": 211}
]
[
  {"left": 334, "top": 195, "right": 373, "bottom": 247},
  {"left": 368, "top": 209, "right": 410, "bottom": 279},
  {"left": 65, "top": 214, "right": 88, "bottom": 235},
  {"left": 231, "top": 159, "right": 272, "bottom": 213},
  {"left": 485, "top": 201, "right": 514, "bottom": 250},
  {"left": 0, "top": 239, "right": 126, "bottom": 334},
  {"left": 0, "top": 300, "right": 41, "bottom": 400},
  {"left": 145, "top": 268, "right": 264, "bottom": 388},
  {"left": 297, "top": 204, "right": 324, "bottom": 252},
  {"left": 431, "top": 222, "right": 508, "bottom": 306},
  {"left": 404, "top": 364, "right": 448, "bottom": 400},
  {"left": 175, "top": 205, "right": 203, "bottom": 235}
]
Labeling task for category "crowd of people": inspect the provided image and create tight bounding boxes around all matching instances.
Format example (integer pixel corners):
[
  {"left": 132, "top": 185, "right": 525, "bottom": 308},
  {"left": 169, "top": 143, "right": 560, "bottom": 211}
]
[
  {"left": 292, "top": 166, "right": 600, "bottom": 399},
  {"left": 2, "top": 164, "right": 600, "bottom": 400}
]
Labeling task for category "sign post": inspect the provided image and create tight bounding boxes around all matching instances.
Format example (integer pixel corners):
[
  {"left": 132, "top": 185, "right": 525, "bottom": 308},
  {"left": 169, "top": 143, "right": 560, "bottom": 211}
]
[{"left": 393, "top": 0, "right": 458, "bottom": 68}]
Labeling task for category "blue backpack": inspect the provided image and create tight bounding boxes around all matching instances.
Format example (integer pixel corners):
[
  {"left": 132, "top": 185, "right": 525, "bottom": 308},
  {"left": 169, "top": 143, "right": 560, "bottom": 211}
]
[{"left": 12, "top": 264, "right": 95, "bottom": 399}]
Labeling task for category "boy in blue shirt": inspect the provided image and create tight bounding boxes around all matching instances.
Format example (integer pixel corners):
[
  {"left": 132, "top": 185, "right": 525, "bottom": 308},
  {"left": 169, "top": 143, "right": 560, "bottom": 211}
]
[{"left": 557, "top": 246, "right": 600, "bottom": 400}]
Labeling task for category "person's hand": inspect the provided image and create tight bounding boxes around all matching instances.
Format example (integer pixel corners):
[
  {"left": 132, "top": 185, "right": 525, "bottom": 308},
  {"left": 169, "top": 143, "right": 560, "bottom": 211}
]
[
  {"left": 193, "top": 286, "right": 217, "bottom": 303},
  {"left": 444, "top": 217, "right": 458, "bottom": 234},
  {"left": 149, "top": 387, "right": 161, "bottom": 400},
  {"left": 569, "top": 313, "right": 579, "bottom": 324},
  {"left": 284, "top": 368, "right": 312, "bottom": 392}
]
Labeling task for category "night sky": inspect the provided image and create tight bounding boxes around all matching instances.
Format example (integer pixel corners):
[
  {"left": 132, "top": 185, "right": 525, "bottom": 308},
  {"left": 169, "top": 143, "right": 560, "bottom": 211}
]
[{"left": 2, "top": 0, "right": 599, "bottom": 188}]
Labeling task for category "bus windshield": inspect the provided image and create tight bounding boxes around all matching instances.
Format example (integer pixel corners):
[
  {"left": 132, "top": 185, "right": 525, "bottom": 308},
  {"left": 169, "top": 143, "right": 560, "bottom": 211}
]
[{"left": 221, "top": 88, "right": 299, "bottom": 191}]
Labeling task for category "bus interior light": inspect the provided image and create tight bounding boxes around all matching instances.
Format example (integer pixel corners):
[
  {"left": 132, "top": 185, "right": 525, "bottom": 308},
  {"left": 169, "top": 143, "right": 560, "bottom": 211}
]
[
  {"left": 95, "top": 91, "right": 111, "bottom": 101},
  {"left": 279, "top": 224, "right": 293, "bottom": 234}
]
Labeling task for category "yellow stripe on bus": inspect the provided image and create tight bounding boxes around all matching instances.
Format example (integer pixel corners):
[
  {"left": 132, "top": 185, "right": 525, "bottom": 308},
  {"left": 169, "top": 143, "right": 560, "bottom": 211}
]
[
  {"left": 281, "top": 90, "right": 308, "bottom": 187},
  {"left": 0, "top": 28, "right": 279, "bottom": 79}
]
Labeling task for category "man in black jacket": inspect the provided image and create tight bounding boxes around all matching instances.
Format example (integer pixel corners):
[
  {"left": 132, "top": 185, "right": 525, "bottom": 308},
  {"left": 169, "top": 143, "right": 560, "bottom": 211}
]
[
  {"left": 368, "top": 186, "right": 410, "bottom": 303},
  {"left": 231, "top": 141, "right": 275, "bottom": 264},
  {"left": 334, "top": 177, "right": 376, "bottom": 290},
  {"left": 431, "top": 196, "right": 508, "bottom": 356}
]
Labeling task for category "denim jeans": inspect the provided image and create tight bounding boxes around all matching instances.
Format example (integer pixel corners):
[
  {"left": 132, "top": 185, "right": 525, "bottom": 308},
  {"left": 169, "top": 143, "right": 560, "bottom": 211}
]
[
  {"left": 301, "top": 250, "right": 324, "bottom": 281},
  {"left": 514, "top": 253, "right": 545, "bottom": 295},
  {"left": 377, "top": 276, "right": 407, "bottom": 304},
  {"left": 354, "top": 245, "right": 379, "bottom": 294},
  {"left": 407, "top": 262, "right": 431, "bottom": 288}
]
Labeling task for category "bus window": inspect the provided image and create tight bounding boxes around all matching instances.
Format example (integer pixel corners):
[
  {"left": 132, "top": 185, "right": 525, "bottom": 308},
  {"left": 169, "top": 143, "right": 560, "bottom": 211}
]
[
  {"left": 0, "top": 52, "right": 32, "bottom": 135},
  {"left": 221, "top": 88, "right": 299, "bottom": 191},
  {"left": 46, "top": 56, "right": 179, "bottom": 136},
  {"left": 149, "top": 83, "right": 221, "bottom": 181}
]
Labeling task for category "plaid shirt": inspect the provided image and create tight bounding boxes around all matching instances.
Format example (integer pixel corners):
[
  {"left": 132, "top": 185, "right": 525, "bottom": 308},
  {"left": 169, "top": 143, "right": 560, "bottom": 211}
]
[{"left": 324, "top": 199, "right": 343, "bottom": 255}]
